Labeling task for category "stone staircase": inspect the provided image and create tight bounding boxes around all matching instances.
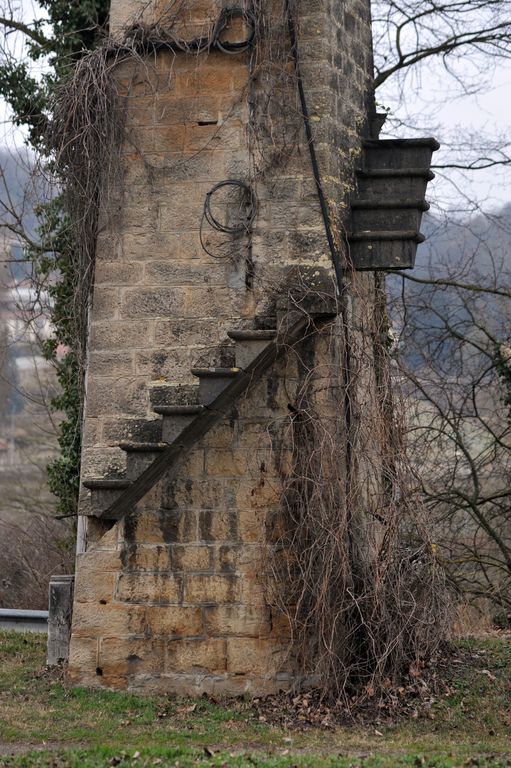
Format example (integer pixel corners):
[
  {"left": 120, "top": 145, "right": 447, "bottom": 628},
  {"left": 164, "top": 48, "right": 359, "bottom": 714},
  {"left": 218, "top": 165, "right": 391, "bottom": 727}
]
[{"left": 83, "top": 299, "right": 337, "bottom": 524}]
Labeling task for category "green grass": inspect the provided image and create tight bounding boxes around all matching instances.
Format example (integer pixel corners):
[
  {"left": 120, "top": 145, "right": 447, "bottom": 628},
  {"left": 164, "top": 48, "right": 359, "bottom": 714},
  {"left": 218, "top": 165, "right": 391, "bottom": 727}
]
[{"left": 0, "top": 630, "right": 510, "bottom": 767}]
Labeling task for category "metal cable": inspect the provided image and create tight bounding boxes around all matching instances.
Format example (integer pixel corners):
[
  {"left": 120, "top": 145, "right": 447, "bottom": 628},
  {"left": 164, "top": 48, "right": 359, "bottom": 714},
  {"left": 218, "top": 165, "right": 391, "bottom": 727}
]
[
  {"left": 200, "top": 179, "right": 257, "bottom": 259},
  {"left": 122, "top": 8, "right": 254, "bottom": 57},
  {"left": 213, "top": 8, "right": 256, "bottom": 55}
]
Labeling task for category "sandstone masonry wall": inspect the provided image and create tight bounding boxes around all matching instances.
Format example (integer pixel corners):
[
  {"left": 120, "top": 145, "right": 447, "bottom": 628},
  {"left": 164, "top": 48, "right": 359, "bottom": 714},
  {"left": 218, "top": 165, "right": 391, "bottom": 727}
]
[{"left": 69, "top": 0, "right": 382, "bottom": 694}]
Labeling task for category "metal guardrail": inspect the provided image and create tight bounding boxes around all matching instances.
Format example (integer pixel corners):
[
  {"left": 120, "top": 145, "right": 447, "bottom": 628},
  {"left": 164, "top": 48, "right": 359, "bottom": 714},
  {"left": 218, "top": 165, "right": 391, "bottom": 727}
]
[{"left": 0, "top": 608, "right": 48, "bottom": 633}]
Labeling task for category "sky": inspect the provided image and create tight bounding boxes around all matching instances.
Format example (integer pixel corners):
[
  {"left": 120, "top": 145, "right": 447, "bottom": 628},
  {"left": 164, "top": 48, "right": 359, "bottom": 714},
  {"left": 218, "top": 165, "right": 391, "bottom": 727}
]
[
  {"left": 0, "top": 0, "right": 510, "bottom": 214},
  {"left": 382, "top": 59, "right": 511, "bottom": 212}
]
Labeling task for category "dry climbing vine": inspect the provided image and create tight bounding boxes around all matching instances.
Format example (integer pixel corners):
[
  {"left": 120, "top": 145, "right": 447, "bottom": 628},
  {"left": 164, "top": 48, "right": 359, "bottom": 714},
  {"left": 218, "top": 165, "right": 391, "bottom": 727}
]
[{"left": 253, "top": 274, "right": 452, "bottom": 706}]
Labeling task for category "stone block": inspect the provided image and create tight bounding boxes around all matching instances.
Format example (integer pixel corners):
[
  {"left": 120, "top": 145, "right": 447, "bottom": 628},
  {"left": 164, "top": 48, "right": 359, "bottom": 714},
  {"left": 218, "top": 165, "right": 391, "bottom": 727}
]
[
  {"left": 146, "top": 149, "right": 228, "bottom": 180},
  {"left": 82, "top": 418, "right": 100, "bottom": 448},
  {"left": 154, "top": 318, "right": 224, "bottom": 348},
  {"left": 198, "top": 508, "right": 239, "bottom": 543},
  {"left": 88, "top": 351, "right": 135, "bottom": 377},
  {"left": 226, "top": 638, "right": 290, "bottom": 676},
  {"left": 180, "top": 449, "right": 207, "bottom": 480},
  {"left": 99, "top": 637, "right": 166, "bottom": 677},
  {"left": 239, "top": 574, "right": 267, "bottom": 606},
  {"left": 94, "top": 261, "right": 144, "bottom": 286},
  {"left": 72, "top": 602, "right": 135, "bottom": 637},
  {"left": 120, "top": 287, "right": 186, "bottom": 319},
  {"left": 204, "top": 605, "right": 271, "bottom": 638},
  {"left": 89, "top": 321, "right": 153, "bottom": 351},
  {"left": 76, "top": 549, "right": 123, "bottom": 574},
  {"left": 269, "top": 609, "right": 293, "bottom": 640},
  {"left": 92, "top": 287, "right": 119, "bottom": 320},
  {"left": 121, "top": 544, "right": 171, "bottom": 571},
  {"left": 162, "top": 477, "right": 227, "bottom": 510},
  {"left": 74, "top": 571, "right": 117, "bottom": 604},
  {"left": 184, "top": 574, "right": 241, "bottom": 604},
  {"left": 203, "top": 422, "right": 237, "bottom": 450},
  {"left": 165, "top": 638, "right": 227, "bottom": 674},
  {"left": 144, "top": 260, "right": 226, "bottom": 287},
  {"left": 184, "top": 287, "right": 242, "bottom": 320},
  {"left": 205, "top": 449, "right": 249, "bottom": 478},
  {"left": 237, "top": 508, "right": 266, "bottom": 543},
  {"left": 136, "top": 605, "right": 204, "bottom": 638},
  {"left": 153, "top": 508, "right": 199, "bottom": 545},
  {"left": 234, "top": 478, "right": 281, "bottom": 510},
  {"left": 216, "top": 543, "right": 262, "bottom": 575},
  {"left": 171, "top": 544, "right": 213, "bottom": 571},
  {"left": 47, "top": 575, "right": 74, "bottom": 665},
  {"left": 102, "top": 417, "right": 162, "bottom": 444},
  {"left": 86, "top": 378, "right": 148, "bottom": 418},
  {"left": 116, "top": 572, "right": 183, "bottom": 604},
  {"left": 158, "top": 197, "right": 203, "bottom": 233},
  {"left": 135, "top": 348, "right": 192, "bottom": 380},
  {"left": 68, "top": 636, "right": 99, "bottom": 678}
]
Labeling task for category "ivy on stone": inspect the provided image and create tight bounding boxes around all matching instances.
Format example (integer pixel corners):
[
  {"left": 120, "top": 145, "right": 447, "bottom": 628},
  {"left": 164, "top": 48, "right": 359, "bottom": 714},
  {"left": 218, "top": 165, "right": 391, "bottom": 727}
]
[{"left": 0, "top": 1, "right": 109, "bottom": 517}]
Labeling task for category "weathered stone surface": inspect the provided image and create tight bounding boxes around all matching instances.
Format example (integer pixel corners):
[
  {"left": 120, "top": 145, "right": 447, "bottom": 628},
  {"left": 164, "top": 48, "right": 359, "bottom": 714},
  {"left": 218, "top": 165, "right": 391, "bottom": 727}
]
[
  {"left": 47, "top": 576, "right": 74, "bottom": 666},
  {"left": 165, "top": 638, "right": 227, "bottom": 674},
  {"left": 204, "top": 605, "right": 271, "bottom": 638},
  {"left": 116, "top": 572, "right": 183, "bottom": 604},
  {"left": 184, "top": 574, "right": 241, "bottom": 605},
  {"left": 226, "top": 638, "right": 290, "bottom": 676},
  {"left": 74, "top": 571, "right": 116, "bottom": 604}
]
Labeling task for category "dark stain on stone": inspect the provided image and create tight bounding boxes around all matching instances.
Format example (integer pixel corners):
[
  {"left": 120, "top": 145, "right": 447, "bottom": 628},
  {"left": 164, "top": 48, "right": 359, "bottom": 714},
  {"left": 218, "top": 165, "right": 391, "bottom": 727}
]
[
  {"left": 266, "top": 373, "right": 279, "bottom": 410},
  {"left": 219, "top": 544, "right": 239, "bottom": 572},
  {"left": 227, "top": 510, "right": 239, "bottom": 542},
  {"left": 120, "top": 510, "right": 139, "bottom": 570},
  {"left": 152, "top": 351, "right": 167, "bottom": 374},
  {"left": 223, "top": 481, "right": 236, "bottom": 507},
  {"left": 228, "top": 405, "right": 239, "bottom": 429},
  {"left": 123, "top": 508, "right": 138, "bottom": 544},
  {"left": 297, "top": 334, "right": 316, "bottom": 384},
  {"left": 158, "top": 507, "right": 179, "bottom": 544},
  {"left": 120, "top": 543, "right": 137, "bottom": 571},
  {"left": 199, "top": 508, "right": 213, "bottom": 541}
]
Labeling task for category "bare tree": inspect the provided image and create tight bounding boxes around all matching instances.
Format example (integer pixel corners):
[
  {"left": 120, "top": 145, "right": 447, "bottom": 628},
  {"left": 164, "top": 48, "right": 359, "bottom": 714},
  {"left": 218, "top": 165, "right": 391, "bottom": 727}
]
[{"left": 388, "top": 210, "right": 511, "bottom": 622}]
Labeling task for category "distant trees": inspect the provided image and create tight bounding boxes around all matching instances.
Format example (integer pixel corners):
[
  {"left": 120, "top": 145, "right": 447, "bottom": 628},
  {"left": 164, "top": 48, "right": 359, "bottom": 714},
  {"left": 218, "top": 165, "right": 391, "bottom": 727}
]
[
  {"left": 386, "top": 211, "right": 511, "bottom": 621},
  {"left": 370, "top": 1, "right": 511, "bottom": 621},
  {"left": 0, "top": 0, "right": 109, "bottom": 519}
]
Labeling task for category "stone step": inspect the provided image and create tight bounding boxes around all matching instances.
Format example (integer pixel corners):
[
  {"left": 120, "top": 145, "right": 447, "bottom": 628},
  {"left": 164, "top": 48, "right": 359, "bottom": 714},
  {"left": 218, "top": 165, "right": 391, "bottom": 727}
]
[
  {"left": 82, "top": 478, "right": 131, "bottom": 520},
  {"left": 119, "top": 441, "right": 168, "bottom": 480},
  {"left": 191, "top": 367, "right": 241, "bottom": 404},
  {"left": 227, "top": 329, "right": 277, "bottom": 368},
  {"left": 351, "top": 199, "right": 429, "bottom": 232},
  {"left": 361, "top": 137, "right": 439, "bottom": 171},
  {"left": 348, "top": 230, "right": 425, "bottom": 271},
  {"left": 149, "top": 383, "right": 199, "bottom": 408},
  {"left": 355, "top": 168, "right": 434, "bottom": 201},
  {"left": 152, "top": 404, "right": 205, "bottom": 442}
]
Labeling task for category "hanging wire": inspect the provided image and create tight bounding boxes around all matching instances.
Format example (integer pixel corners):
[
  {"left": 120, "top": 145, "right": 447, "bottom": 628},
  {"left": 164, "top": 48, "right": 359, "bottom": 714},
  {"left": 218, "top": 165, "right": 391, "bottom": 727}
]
[
  {"left": 213, "top": 8, "right": 256, "bottom": 55},
  {"left": 200, "top": 179, "right": 257, "bottom": 259},
  {"left": 122, "top": 7, "right": 255, "bottom": 57}
]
